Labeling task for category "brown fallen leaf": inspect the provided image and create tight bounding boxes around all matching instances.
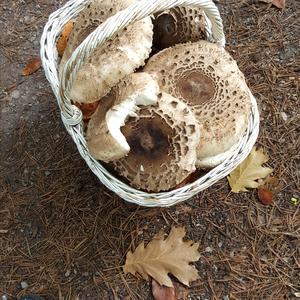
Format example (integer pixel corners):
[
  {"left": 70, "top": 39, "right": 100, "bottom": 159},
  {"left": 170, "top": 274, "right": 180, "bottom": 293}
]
[
  {"left": 22, "top": 57, "right": 41, "bottom": 76},
  {"left": 152, "top": 278, "right": 190, "bottom": 300},
  {"left": 74, "top": 100, "right": 100, "bottom": 121},
  {"left": 152, "top": 279, "right": 176, "bottom": 300},
  {"left": 124, "top": 227, "right": 200, "bottom": 287},
  {"left": 227, "top": 147, "right": 273, "bottom": 193},
  {"left": 259, "top": 0, "right": 286, "bottom": 9},
  {"left": 258, "top": 187, "right": 273, "bottom": 205},
  {"left": 273, "top": 0, "right": 286, "bottom": 8},
  {"left": 57, "top": 20, "right": 74, "bottom": 56}
]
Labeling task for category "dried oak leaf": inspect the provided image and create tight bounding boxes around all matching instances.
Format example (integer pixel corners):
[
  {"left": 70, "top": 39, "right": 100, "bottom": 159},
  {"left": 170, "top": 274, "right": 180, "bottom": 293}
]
[
  {"left": 228, "top": 147, "right": 273, "bottom": 193},
  {"left": 22, "top": 57, "right": 41, "bottom": 76},
  {"left": 57, "top": 20, "right": 74, "bottom": 56},
  {"left": 124, "top": 227, "right": 200, "bottom": 287},
  {"left": 259, "top": 0, "right": 286, "bottom": 9}
]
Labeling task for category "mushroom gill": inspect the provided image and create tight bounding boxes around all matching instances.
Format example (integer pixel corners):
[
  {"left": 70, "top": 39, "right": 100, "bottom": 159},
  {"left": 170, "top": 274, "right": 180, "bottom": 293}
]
[
  {"left": 153, "top": 7, "right": 206, "bottom": 51},
  {"left": 144, "top": 41, "right": 252, "bottom": 168},
  {"left": 59, "top": 0, "right": 153, "bottom": 104},
  {"left": 87, "top": 73, "right": 159, "bottom": 163},
  {"left": 111, "top": 93, "right": 200, "bottom": 192}
]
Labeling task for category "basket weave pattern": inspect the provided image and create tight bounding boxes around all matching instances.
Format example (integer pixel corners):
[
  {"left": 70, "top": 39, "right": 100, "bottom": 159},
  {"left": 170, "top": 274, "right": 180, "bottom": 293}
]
[{"left": 40, "top": 0, "right": 260, "bottom": 207}]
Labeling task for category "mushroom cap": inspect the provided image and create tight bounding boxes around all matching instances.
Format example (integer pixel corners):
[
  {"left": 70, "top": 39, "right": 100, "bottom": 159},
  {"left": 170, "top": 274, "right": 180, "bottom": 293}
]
[
  {"left": 59, "top": 0, "right": 153, "bottom": 104},
  {"left": 111, "top": 93, "right": 200, "bottom": 192},
  {"left": 144, "top": 41, "right": 252, "bottom": 168},
  {"left": 153, "top": 7, "right": 206, "bottom": 51},
  {"left": 86, "top": 72, "right": 159, "bottom": 162}
]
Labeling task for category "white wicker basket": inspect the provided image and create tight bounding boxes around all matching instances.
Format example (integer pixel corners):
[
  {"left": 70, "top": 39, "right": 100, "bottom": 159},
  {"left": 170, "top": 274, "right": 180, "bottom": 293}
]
[{"left": 40, "top": 0, "right": 260, "bottom": 207}]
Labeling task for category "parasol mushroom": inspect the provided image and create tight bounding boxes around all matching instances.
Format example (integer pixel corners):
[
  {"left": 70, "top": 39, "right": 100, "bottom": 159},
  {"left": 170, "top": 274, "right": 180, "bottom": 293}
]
[
  {"left": 87, "top": 73, "right": 159, "bottom": 162},
  {"left": 144, "top": 41, "right": 252, "bottom": 168},
  {"left": 59, "top": 0, "right": 153, "bottom": 105},
  {"left": 111, "top": 93, "right": 200, "bottom": 192},
  {"left": 153, "top": 6, "right": 206, "bottom": 51}
]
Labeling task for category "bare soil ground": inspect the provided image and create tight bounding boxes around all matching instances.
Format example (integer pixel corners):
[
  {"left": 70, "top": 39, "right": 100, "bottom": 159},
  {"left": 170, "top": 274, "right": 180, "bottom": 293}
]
[{"left": 0, "top": 0, "right": 299, "bottom": 299}]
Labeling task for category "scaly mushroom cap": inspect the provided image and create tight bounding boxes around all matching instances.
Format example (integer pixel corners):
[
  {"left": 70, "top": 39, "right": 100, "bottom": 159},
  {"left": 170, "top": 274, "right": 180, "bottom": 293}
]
[
  {"left": 59, "top": 0, "right": 153, "bottom": 104},
  {"left": 153, "top": 7, "right": 206, "bottom": 51},
  {"left": 111, "top": 93, "right": 200, "bottom": 192},
  {"left": 87, "top": 73, "right": 159, "bottom": 162},
  {"left": 144, "top": 41, "right": 252, "bottom": 168}
]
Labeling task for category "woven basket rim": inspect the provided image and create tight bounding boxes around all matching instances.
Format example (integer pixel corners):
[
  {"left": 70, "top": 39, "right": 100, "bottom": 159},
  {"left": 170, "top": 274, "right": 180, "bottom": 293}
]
[{"left": 40, "top": 0, "right": 260, "bottom": 207}]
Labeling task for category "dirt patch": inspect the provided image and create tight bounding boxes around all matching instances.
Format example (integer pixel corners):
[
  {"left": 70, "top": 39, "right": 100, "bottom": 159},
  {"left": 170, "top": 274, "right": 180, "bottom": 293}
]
[{"left": 0, "top": 0, "right": 299, "bottom": 299}]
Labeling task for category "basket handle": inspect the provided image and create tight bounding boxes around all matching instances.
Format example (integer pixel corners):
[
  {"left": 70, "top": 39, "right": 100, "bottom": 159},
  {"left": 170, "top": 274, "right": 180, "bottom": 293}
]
[{"left": 59, "top": 0, "right": 225, "bottom": 126}]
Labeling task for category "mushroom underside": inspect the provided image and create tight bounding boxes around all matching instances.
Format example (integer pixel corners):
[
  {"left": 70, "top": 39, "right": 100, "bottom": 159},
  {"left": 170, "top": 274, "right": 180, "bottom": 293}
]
[
  {"left": 111, "top": 93, "right": 200, "bottom": 192},
  {"left": 153, "top": 6, "right": 206, "bottom": 51},
  {"left": 86, "top": 72, "right": 159, "bottom": 163}
]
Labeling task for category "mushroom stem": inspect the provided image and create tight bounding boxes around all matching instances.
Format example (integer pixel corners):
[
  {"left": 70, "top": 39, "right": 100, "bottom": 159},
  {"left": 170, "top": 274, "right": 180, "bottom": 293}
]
[
  {"left": 140, "top": 131, "right": 155, "bottom": 151},
  {"left": 87, "top": 73, "right": 159, "bottom": 162},
  {"left": 106, "top": 83, "right": 158, "bottom": 154}
]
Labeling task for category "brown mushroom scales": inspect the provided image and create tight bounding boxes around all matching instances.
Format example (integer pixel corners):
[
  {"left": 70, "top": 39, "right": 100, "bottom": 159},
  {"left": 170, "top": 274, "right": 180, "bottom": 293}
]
[
  {"left": 111, "top": 93, "right": 200, "bottom": 192},
  {"left": 144, "top": 41, "right": 252, "bottom": 168},
  {"left": 59, "top": 0, "right": 153, "bottom": 104},
  {"left": 87, "top": 73, "right": 159, "bottom": 163},
  {"left": 153, "top": 7, "right": 206, "bottom": 51}
]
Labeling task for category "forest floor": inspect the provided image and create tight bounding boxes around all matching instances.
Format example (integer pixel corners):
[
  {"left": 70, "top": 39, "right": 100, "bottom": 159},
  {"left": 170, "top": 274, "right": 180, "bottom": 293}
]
[{"left": 0, "top": 0, "right": 299, "bottom": 299}]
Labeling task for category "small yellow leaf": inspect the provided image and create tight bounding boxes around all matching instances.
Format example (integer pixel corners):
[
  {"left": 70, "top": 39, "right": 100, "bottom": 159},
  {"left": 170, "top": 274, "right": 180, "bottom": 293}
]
[
  {"left": 228, "top": 147, "right": 273, "bottom": 193},
  {"left": 124, "top": 227, "right": 200, "bottom": 287},
  {"left": 291, "top": 197, "right": 299, "bottom": 205}
]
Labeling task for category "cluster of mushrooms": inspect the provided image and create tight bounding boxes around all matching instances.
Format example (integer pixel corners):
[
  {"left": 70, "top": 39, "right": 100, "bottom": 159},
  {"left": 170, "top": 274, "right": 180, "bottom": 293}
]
[{"left": 59, "top": 0, "right": 252, "bottom": 193}]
